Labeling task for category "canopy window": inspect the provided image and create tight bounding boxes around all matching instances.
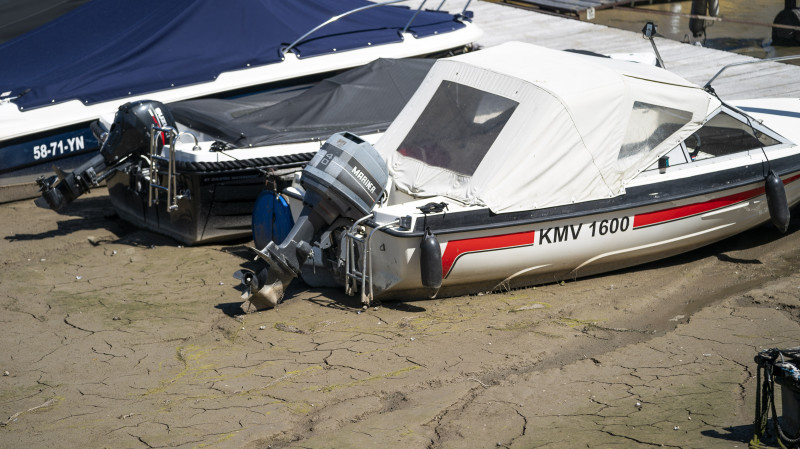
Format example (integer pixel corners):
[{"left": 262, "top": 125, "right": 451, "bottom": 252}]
[
  {"left": 618, "top": 102, "right": 693, "bottom": 171},
  {"left": 396, "top": 81, "right": 518, "bottom": 176}
]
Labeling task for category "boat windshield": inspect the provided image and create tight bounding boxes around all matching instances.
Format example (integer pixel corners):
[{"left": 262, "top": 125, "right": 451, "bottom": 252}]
[
  {"left": 686, "top": 111, "right": 780, "bottom": 160},
  {"left": 618, "top": 101, "right": 693, "bottom": 171},
  {"left": 396, "top": 81, "right": 518, "bottom": 176}
]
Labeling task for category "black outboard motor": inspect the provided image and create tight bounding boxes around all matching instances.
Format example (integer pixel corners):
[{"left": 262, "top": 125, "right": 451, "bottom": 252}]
[
  {"left": 239, "top": 132, "right": 389, "bottom": 311},
  {"left": 35, "top": 100, "right": 175, "bottom": 210}
]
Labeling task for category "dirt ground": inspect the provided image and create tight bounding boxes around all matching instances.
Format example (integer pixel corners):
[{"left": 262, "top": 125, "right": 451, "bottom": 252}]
[{"left": 1, "top": 189, "right": 800, "bottom": 449}]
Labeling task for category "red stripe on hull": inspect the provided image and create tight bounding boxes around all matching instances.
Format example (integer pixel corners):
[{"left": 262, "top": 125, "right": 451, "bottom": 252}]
[
  {"left": 634, "top": 173, "right": 800, "bottom": 229},
  {"left": 438, "top": 173, "right": 800, "bottom": 278},
  {"left": 633, "top": 186, "right": 764, "bottom": 228},
  {"left": 442, "top": 230, "right": 536, "bottom": 278}
]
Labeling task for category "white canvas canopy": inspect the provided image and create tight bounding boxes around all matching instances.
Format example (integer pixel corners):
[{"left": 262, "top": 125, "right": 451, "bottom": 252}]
[{"left": 376, "top": 42, "right": 721, "bottom": 212}]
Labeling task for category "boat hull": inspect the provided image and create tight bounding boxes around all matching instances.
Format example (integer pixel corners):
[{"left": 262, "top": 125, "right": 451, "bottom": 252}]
[
  {"left": 0, "top": 125, "right": 99, "bottom": 203},
  {"left": 363, "top": 170, "right": 800, "bottom": 300},
  {"left": 106, "top": 156, "right": 311, "bottom": 245}
]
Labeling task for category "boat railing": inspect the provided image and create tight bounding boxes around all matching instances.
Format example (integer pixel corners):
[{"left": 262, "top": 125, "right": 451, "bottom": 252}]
[
  {"left": 344, "top": 214, "right": 372, "bottom": 298},
  {"left": 704, "top": 54, "right": 800, "bottom": 92},
  {"left": 344, "top": 214, "right": 399, "bottom": 305},
  {"left": 281, "top": 0, "right": 472, "bottom": 56},
  {"left": 147, "top": 125, "right": 198, "bottom": 212}
]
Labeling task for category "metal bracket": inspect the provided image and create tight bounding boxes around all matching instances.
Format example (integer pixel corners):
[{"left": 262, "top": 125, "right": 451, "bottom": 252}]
[
  {"left": 147, "top": 125, "right": 197, "bottom": 212},
  {"left": 343, "top": 214, "right": 399, "bottom": 306}
]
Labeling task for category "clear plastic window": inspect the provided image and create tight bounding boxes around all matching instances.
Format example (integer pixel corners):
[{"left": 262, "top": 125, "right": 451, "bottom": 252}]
[
  {"left": 686, "top": 111, "right": 780, "bottom": 161},
  {"left": 396, "top": 81, "right": 518, "bottom": 176},
  {"left": 619, "top": 102, "right": 693, "bottom": 169}
]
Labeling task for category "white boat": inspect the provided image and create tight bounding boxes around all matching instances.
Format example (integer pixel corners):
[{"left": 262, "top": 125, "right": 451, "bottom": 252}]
[
  {"left": 34, "top": 57, "right": 434, "bottom": 244},
  {"left": 236, "top": 41, "right": 800, "bottom": 311},
  {"left": 0, "top": 0, "right": 481, "bottom": 202}
]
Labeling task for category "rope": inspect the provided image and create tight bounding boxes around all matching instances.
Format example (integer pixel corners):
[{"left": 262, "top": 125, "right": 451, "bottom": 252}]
[
  {"left": 770, "top": 375, "right": 800, "bottom": 447},
  {"left": 155, "top": 152, "right": 316, "bottom": 175},
  {"left": 751, "top": 364, "right": 769, "bottom": 448}
]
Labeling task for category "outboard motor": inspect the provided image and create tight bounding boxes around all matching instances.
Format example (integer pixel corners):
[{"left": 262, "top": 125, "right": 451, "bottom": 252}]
[
  {"left": 35, "top": 100, "right": 175, "bottom": 210},
  {"left": 239, "top": 132, "right": 389, "bottom": 312}
]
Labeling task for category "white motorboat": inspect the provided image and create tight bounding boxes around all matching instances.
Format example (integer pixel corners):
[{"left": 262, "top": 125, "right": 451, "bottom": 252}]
[
  {"left": 0, "top": 0, "right": 481, "bottom": 202},
  {"left": 34, "top": 57, "right": 434, "bottom": 245},
  {"left": 236, "top": 41, "right": 800, "bottom": 311}
]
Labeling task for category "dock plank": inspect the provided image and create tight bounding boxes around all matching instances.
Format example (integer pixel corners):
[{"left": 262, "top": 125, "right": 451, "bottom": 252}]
[
  {"left": 485, "top": 0, "right": 680, "bottom": 15},
  {"left": 504, "top": 0, "right": 605, "bottom": 13},
  {"left": 448, "top": 0, "right": 800, "bottom": 100}
]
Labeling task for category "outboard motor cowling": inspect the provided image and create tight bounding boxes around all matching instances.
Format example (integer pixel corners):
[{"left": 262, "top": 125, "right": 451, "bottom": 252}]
[
  {"left": 302, "top": 132, "right": 389, "bottom": 219},
  {"left": 240, "top": 132, "right": 389, "bottom": 312},
  {"left": 35, "top": 100, "right": 175, "bottom": 210}
]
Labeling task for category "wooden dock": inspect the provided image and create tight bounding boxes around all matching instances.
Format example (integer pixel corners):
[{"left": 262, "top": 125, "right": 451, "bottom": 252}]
[
  {"left": 481, "top": 0, "right": 681, "bottom": 19},
  {"left": 455, "top": 0, "right": 800, "bottom": 99}
]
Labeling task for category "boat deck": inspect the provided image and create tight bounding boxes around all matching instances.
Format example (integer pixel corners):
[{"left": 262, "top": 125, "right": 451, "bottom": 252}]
[{"left": 459, "top": 0, "right": 800, "bottom": 100}]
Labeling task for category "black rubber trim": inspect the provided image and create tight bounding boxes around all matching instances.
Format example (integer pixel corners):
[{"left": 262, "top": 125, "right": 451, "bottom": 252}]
[{"left": 161, "top": 152, "right": 316, "bottom": 175}]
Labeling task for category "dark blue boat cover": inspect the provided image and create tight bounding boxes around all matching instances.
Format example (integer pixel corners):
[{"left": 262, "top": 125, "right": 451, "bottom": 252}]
[{"left": 0, "top": 0, "right": 466, "bottom": 110}]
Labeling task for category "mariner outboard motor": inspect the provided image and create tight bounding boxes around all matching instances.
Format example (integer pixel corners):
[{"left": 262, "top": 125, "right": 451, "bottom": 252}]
[
  {"left": 35, "top": 100, "right": 175, "bottom": 211},
  {"left": 239, "top": 132, "right": 389, "bottom": 311}
]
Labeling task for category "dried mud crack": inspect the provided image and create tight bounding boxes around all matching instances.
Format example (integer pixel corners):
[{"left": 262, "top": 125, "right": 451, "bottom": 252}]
[{"left": 2, "top": 191, "right": 800, "bottom": 448}]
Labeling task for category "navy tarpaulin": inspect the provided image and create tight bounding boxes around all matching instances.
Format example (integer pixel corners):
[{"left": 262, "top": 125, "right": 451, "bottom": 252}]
[{"left": 0, "top": 0, "right": 465, "bottom": 110}]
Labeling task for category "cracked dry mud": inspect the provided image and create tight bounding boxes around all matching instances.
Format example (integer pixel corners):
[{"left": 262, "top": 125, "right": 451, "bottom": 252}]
[{"left": 2, "top": 189, "right": 800, "bottom": 448}]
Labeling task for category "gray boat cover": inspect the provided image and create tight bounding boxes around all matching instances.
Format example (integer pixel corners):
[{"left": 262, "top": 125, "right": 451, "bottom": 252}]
[{"left": 169, "top": 58, "right": 434, "bottom": 148}]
